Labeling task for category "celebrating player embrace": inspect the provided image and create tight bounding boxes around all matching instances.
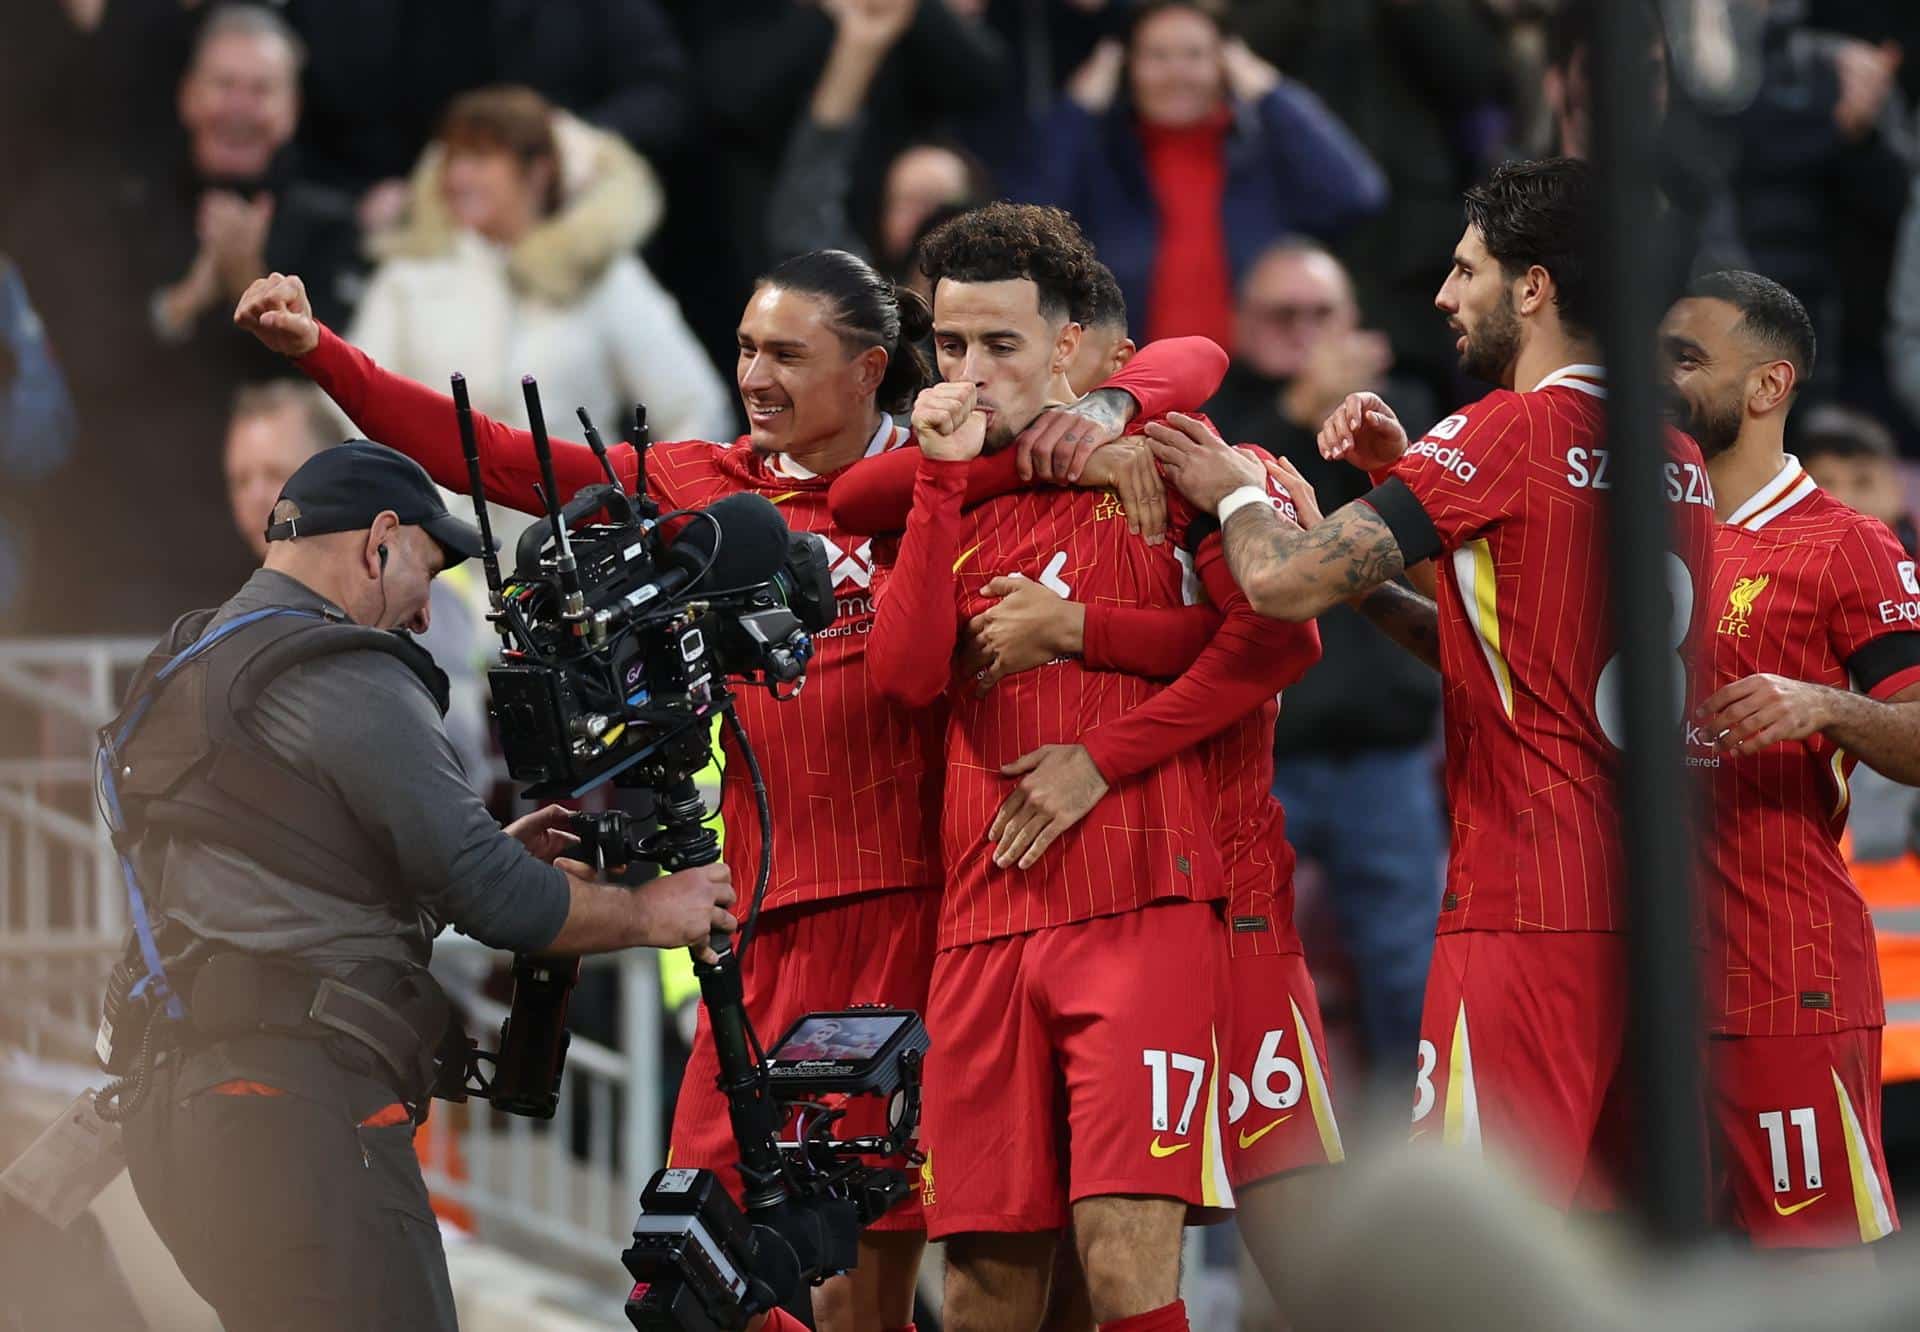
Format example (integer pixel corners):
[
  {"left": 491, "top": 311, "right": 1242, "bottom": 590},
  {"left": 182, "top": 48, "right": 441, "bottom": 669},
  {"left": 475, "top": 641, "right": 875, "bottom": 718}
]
[
  {"left": 206, "top": 127, "right": 1917, "bottom": 1323},
  {"left": 233, "top": 248, "right": 1226, "bottom": 1332}
]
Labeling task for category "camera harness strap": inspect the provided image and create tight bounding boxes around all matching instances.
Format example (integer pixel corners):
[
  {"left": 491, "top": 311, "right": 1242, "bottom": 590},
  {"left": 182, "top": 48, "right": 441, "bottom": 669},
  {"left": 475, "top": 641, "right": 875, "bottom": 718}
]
[
  {"left": 96, "top": 604, "right": 450, "bottom": 1026},
  {"left": 97, "top": 607, "right": 310, "bottom": 1021}
]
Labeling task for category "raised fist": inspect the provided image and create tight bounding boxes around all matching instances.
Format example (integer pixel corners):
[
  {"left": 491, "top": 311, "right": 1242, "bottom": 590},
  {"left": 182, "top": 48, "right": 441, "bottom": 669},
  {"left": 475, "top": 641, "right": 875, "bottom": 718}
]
[{"left": 233, "top": 271, "right": 319, "bottom": 358}]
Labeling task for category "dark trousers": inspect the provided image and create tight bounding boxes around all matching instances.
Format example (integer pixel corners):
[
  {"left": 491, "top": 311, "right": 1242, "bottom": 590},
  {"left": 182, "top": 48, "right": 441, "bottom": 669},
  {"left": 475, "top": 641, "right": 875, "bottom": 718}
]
[{"left": 123, "top": 1040, "right": 457, "bottom": 1331}]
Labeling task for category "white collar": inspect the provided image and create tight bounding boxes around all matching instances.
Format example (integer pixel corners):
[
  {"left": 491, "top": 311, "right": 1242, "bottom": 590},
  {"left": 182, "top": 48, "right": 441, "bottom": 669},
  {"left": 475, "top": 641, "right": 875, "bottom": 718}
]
[
  {"left": 770, "top": 415, "right": 905, "bottom": 480},
  {"left": 1529, "top": 363, "right": 1608, "bottom": 398},
  {"left": 1725, "top": 454, "right": 1818, "bottom": 531}
]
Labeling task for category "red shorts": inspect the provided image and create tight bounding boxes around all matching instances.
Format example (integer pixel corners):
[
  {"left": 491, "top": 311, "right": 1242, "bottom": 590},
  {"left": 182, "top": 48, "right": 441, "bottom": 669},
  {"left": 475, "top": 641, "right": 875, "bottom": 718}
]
[
  {"left": 1222, "top": 951, "right": 1344, "bottom": 1188},
  {"left": 667, "top": 886, "right": 939, "bottom": 1232},
  {"left": 918, "top": 900, "right": 1232, "bottom": 1238},
  {"left": 1411, "top": 931, "right": 1636, "bottom": 1212},
  {"left": 1709, "top": 1029, "right": 1900, "bottom": 1248}
]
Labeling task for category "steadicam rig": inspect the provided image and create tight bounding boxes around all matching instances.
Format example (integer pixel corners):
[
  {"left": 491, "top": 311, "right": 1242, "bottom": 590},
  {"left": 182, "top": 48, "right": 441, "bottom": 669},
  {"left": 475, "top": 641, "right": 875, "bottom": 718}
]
[{"left": 437, "top": 375, "right": 926, "bottom": 1328}]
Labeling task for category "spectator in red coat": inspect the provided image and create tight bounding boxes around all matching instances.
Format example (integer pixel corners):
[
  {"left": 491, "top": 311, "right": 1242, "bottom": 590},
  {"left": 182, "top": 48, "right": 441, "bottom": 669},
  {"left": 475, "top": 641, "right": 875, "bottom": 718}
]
[{"left": 1011, "top": 1, "right": 1386, "bottom": 348}]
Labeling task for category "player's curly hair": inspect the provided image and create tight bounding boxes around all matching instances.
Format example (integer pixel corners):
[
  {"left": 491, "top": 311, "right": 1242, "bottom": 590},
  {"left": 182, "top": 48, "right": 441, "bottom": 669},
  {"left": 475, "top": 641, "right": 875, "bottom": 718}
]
[
  {"left": 915, "top": 203, "right": 1099, "bottom": 327},
  {"left": 1078, "top": 261, "right": 1128, "bottom": 332},
  {"left": 1463, "top": 157, "right": 1596, "bottom": 338}
]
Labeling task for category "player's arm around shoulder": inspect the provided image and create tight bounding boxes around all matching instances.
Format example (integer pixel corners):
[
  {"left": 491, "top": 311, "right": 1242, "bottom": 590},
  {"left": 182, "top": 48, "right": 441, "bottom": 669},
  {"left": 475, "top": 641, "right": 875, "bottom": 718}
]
[{"left": 1146, "top": 409, "right": 1410, "bottom": 621}]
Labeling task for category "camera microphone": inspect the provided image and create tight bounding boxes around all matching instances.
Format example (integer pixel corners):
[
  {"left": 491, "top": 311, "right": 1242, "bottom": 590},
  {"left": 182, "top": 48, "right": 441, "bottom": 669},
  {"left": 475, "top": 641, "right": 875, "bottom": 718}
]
[{"left": 616, "top": 493, "right": 790, "bottom": 618}]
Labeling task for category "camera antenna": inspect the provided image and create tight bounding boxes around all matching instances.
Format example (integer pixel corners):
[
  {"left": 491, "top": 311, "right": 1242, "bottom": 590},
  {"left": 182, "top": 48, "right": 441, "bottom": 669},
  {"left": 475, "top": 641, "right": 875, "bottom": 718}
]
[
  {"left": 631, "top": 403, "right": 651, "bottom": 502},
  {"left": 450, "top": 374, "right": 507, "bottom": 624},
  {"left": 522, "top": 375, "right": 587, "bottom": 637},
  {"left": 574, "top": 406, "right": 623, "bottom": 491}
]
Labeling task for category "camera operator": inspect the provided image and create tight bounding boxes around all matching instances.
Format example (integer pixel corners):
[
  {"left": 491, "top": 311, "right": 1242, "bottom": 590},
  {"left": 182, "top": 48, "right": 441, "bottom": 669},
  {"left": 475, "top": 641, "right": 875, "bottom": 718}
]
[{"left": 105, "top": 441, "right": 735, "bottom": 1332}]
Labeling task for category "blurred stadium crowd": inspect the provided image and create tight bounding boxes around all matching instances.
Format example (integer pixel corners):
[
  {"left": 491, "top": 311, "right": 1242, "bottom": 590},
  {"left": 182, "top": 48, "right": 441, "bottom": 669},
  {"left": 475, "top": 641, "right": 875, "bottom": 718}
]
[{"left": 5, "top": 0, "right": 1920, "bottom": 1307}]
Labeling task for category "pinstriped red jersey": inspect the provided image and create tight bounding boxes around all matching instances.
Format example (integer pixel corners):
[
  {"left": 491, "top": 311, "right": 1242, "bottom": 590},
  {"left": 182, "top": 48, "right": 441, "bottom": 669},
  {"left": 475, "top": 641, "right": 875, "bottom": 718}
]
[
  {"left": 1183, "top": 475, "right": 1309, "bottom": 959},
  {"left": 1698, "top": 459, "right": 1920, "bottom": 1035},
  {"left": 1381, "top": 365, "right": 1717, "bottom": 934},
  {"left": 871, "top": 462, "right": 1225, "bottom": 950},
  {"left": 1079, "top": 464, "right": 1315, "bottom": 959},
  {"left": 648, "top": 434, "right": 947, "bottom": 912},
  {"left": 1209, "top": 477, "right": 1309, "bottom": 959},
  {"left": 1206, "top": 698, "right": 1301, "bottom": 959}
]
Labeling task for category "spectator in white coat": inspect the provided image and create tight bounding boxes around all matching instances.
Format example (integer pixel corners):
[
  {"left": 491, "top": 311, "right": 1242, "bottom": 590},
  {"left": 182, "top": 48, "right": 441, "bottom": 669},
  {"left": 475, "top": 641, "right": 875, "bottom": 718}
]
[{"left": 347, "top": 85, "right": 733, "bottom": 489}]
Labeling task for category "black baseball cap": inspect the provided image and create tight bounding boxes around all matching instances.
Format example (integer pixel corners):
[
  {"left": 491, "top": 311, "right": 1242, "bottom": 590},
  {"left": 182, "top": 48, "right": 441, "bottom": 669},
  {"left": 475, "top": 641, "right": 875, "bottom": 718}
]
[{"left": 265, "top": 440, "right": 490, "bottom": 566}]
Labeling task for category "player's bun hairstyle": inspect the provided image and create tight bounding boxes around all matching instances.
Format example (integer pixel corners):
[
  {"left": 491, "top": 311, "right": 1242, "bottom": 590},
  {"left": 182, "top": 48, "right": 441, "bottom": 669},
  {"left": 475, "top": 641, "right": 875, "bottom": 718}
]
[
  {"left": 760, "top": 249, "right": 933, "bottom": 414},
  {"left": 915, "top": 202, "right": 1099, "bottom": 327},
  {"left": 1078, "top": 261, "right": 1128, "bottom": 332},
  {"left": 1462, "top": 157, "right": 1596, "bottom": 339},
  {"left": 1687, "top": 269, "right": 1817, "bottom": 390}
]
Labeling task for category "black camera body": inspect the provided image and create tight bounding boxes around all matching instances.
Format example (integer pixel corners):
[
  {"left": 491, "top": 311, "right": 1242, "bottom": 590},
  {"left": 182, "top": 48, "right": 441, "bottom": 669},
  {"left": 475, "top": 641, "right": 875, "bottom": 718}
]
[{"left": 488, "top": 481, "right": 833, "bottom": 801}]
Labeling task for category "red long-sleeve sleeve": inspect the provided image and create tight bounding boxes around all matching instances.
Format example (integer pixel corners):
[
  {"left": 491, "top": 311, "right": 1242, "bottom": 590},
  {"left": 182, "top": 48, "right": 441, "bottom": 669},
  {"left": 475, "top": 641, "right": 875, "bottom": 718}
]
[
  {"left": 829, "top": 445, "right": 1021, "bottom": 535},
  {"left": 1082, "top": 603, "right": 1221, "bottom": 679},
  {"left": 1079, "top": 536, "right": 1322, "bottom": 783},
  {"left": 1102, "top": 335, "right": 1228, "bottom": 420},
  {"left": 867, "top": 456, "right": 969, "bottom": 707},
  {"left": 826, "top": 336, "right": 1227, "bottom": 535},
  {"left": 297, "top": 323, "right": 658, "bottom": 512}
]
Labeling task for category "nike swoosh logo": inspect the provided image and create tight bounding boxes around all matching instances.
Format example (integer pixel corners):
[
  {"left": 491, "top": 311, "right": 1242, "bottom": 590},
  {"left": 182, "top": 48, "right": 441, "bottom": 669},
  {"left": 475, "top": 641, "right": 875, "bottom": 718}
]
[
  {"left": 1148, "top": 1136, "right": 1191, "bottom": 1158},
  {"left": 1237, "top": 1115, "right": 1293, "bottom": 1149},
  {"left": 1772, "top": 1193, "right": 1825, "bottom": 1217},
  {"left": 767, "top": 490, "right": 804, "bottom": 505},
  {"left": 953, "top": 541, "right": 984, "bottom": 573}
]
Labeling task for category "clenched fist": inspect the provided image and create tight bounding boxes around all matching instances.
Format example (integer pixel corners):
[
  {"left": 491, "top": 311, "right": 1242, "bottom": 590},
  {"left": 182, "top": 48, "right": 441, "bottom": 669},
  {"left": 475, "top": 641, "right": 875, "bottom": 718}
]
[
  {"left": 234, "top": 271, "right": 320, "bottom": 358},
  {"left": 912, "top": 382, "right": 988, "bottom": 462}
]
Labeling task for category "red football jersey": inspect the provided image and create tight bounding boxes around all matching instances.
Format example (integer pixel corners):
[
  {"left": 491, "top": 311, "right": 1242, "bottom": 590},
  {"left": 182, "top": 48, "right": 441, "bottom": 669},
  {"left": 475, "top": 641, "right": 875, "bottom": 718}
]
[
  {"left": 1207, "top": 699, "right": 1301, "bottom": 958},
  {"left": 870, "top": 460, "right": 1224, "bottom": 950},
  {"left": 1077, "top": 468, "right": 1316, "bottom": 959},
  {"left": 1380, "top": 365, "right": 1717, "bottom": 933},
  {"left": 648, "top": 434, "right": 947, "bottom": 911},
  {"left": 1204, "top": 479, "right": 1308, "bottom": 959},
  {"left": 1698, "top": 458, "right": 1920, "bottom": 1035}
]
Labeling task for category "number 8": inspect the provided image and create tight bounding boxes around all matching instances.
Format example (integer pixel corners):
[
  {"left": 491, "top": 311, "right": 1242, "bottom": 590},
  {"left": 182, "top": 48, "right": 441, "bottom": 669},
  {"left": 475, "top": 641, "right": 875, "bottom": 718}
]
[{"left": 1594, "top": 552, "right": 1695, "bottom": 748}]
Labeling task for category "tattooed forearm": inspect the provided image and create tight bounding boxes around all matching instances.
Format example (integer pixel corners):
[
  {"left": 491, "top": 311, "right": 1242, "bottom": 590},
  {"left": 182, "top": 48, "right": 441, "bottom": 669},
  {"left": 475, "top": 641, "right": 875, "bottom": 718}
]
[
  {"left": 1071, "top": 386, "right": 1137, "bottom": 431},
  {"left": 1221, "top": 501, "right": 1408, "bottom": 621},
  {"left": 1354, "top": 581, "right": 1441, "bottom": 670}
]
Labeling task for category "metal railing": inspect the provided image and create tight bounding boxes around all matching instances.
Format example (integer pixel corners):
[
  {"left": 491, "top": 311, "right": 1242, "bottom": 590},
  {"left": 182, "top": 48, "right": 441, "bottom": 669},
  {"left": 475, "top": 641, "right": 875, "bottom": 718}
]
[{"left": 0, "top": 635, "right": 665, "bottom": 1273}]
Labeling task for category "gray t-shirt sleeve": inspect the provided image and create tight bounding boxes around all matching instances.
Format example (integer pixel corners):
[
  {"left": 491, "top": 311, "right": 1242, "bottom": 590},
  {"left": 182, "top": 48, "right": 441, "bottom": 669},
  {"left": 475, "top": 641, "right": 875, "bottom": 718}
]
[{"left": 287, "top": 651, "right": 570, "bottom": 953}]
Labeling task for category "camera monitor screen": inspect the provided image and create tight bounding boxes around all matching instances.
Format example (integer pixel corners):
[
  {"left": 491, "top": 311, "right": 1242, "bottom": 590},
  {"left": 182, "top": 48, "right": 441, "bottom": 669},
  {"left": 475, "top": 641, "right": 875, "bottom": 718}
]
[{"left": 772, "top": 1013, "right": 910, "bottom": 1064}]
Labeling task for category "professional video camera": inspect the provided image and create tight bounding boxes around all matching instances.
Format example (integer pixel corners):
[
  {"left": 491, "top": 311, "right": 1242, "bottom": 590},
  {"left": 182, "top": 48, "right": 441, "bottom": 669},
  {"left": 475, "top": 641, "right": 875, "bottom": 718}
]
[{"left": 434, "top": 377, "right": 927, "bottom": 1330}]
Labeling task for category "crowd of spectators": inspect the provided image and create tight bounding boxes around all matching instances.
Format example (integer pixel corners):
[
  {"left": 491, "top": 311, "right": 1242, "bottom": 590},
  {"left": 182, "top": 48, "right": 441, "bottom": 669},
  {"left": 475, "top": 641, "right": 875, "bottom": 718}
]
[{"left": 7, "top": 0, "right": 1920, "bottom": 1096}]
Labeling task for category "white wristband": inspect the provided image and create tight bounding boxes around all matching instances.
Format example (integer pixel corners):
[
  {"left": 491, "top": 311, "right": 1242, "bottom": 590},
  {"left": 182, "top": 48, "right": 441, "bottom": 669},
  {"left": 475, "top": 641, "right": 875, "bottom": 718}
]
[{"left": 1216, "top": 485, "right": 1271, "bottom": 526}]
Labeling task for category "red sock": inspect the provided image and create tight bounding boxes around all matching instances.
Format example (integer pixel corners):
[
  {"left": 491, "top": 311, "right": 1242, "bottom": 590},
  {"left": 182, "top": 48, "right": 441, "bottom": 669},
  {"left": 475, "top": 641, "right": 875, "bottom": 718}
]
[
  {"left": 758, "top": 1310, "right": 810, "bottom": 1332},
  {"left": 1098, "top": 1300, "right": 1189, "bottom": 1332}
]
